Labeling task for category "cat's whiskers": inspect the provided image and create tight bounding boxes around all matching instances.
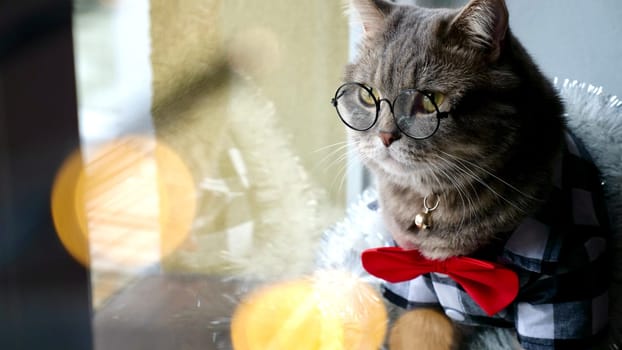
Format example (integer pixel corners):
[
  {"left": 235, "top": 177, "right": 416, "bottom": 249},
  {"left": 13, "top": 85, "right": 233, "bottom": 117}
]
[
  {"left": 327, "top": 145, "right": 361, "bottom": 194},
  {"left": 312, "top": 142, "right": 353, "bottom": 171},
  {"left": 333, "top": 160, "right": 349, "bottom": 195},
  {"left": 338, "top": 152, "right": 371, "bottom": 196},
  {"left": 429, "top": 156, "right": 477, "bottom": 232},
  {"left": 439, "top": 150, "right": 542, "bottom": 201},
  {"left": 327, "top": 156, "right": 348, "bottom": 193},
  {"left": 437, "top": 153, "right": 528, "bottom": 214},
  {"left": 444, "top": 170, "right": 470, "bottom": 232},
  {"left": 320, "top": 148, "right": 353, "bottom": 175},
  {"left": 420, "top": 160, "right": 466, "bottom": 231},
  {"left": 432, "top": 155, "right": 481, "bottom": 207},
  {"left": 311, "top": 140, "right": 350, "bottom": 154}
]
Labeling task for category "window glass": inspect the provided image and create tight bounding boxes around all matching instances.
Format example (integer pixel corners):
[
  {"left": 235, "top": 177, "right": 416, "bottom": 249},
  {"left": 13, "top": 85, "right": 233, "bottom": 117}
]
[{"left": 72, "top": 0, "right": 349, "bottom": 343}]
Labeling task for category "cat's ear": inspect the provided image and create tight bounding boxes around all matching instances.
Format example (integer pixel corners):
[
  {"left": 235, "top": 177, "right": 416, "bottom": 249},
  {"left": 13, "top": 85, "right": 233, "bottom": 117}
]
[
  {"left": 349, "top": 0, "right": 395, "bottom": 36},
  {"left": 449, "top": 0, "right": 509, "bottom": 60}
]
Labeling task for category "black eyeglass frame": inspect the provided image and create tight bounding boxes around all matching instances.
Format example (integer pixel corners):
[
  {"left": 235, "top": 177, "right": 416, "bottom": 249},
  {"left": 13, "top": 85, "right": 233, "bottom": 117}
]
[{"left": 331, "top": 82, "right": 450, "bottom": 140}]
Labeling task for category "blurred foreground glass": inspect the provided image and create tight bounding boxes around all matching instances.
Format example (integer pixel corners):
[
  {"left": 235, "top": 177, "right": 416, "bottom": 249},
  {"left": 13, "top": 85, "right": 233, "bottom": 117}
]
[{"left": 72, "top": 0, "right": 348, "bottom": 348}]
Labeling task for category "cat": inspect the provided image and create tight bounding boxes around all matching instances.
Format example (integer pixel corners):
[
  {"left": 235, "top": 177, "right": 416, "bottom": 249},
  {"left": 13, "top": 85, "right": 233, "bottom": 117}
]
[{"left": 336, "top": 0, "right": 611, "bottom": 349}]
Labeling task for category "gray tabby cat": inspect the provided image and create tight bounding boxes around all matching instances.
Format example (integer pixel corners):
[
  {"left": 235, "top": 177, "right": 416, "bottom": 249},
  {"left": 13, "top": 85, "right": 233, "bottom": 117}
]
[
  {"left": 335, "top": 0, "right": 612, "bottom": 349},
  {"left": 343, "top": 0, "right": 563, "bottom": 260}
]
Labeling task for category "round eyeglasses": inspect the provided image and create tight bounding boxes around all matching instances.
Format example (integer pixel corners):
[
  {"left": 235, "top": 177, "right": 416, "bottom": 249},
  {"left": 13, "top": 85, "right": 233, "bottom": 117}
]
[{"left": 331, "top": 82, "right": 449, "bottom": 140}]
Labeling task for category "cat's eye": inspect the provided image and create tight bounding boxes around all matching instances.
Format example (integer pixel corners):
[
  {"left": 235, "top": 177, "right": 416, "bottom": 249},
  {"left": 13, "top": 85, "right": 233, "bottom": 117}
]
[
  {"left": 332, "top": 83, "right": 380, "bottom": 131},
  {"left": 358, "top": 86, "right": 377, "bottom": 107},
  {"left": 422, "top": 92, "right": 445, "bottom": 113}
]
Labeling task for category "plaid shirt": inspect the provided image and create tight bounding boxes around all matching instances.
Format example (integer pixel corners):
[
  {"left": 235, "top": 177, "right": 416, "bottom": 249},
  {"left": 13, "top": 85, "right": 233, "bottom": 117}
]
[{"left": 373, "top": 131, "right": 611, "bottom": 350}]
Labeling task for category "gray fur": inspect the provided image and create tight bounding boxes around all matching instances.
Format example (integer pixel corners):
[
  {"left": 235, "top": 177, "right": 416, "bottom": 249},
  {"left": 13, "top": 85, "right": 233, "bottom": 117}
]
[{"left": 345, "top": 0, "right": 565, "bottom": 260}]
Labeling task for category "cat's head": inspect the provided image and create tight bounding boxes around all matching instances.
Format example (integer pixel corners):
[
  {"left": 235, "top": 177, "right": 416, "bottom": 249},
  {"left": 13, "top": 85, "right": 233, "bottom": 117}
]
[{"left": 340, "top": 0, "right": 563, "bottom": 193}]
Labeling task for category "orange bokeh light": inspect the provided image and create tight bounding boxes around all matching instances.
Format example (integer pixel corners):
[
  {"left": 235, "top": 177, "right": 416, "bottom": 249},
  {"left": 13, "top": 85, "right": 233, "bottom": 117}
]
[
  {"left": 51, "top": 136, "right": 196, "bottom": 269},
  {"left": 231, "top": 271, "right": 388, "bottom": 350}
]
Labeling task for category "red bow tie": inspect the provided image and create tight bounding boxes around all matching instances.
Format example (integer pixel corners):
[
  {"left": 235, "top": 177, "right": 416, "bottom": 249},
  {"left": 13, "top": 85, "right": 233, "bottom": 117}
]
[{"left": 361, "top": 247, "right": 519, "bottom": 316}]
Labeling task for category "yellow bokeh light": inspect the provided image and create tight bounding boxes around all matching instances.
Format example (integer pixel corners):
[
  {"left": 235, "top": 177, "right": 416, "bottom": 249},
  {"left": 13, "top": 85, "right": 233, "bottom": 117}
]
[
  {"left": 231, "top": 271, "right": 388, "bottom": 350},
  {"left": 51, "top": 136, "right": 196, "bottom": 269}
]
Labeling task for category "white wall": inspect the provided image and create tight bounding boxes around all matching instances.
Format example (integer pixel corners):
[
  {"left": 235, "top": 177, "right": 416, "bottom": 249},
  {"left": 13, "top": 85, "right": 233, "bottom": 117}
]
[
  {"left": 507, "top": 1, "right": 622, "bottom": 97},
  {"left": 416, "top": 0, "right": 622, "bottom": 97}
]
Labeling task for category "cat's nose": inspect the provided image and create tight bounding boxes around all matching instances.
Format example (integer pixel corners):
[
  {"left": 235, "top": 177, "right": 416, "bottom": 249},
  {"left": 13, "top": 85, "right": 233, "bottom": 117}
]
[{"left": 379, "top": 131, "right": 401, "bottom": 147}]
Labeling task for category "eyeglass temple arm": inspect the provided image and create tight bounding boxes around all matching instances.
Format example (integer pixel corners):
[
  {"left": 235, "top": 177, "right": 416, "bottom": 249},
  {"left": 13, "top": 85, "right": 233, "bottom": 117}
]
[{"left": 331, "top": 90, "right": 348, "bottom": 107}]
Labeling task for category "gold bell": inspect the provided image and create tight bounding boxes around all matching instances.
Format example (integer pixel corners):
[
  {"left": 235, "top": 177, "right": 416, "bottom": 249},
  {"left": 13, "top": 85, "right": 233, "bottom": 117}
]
[
  {"left": 415, "top": 212, "right": 432, "bottom": 230},
  {"left": 414, "top": 194, "right": 440, "bottom": 230}
]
